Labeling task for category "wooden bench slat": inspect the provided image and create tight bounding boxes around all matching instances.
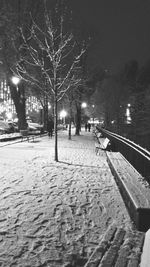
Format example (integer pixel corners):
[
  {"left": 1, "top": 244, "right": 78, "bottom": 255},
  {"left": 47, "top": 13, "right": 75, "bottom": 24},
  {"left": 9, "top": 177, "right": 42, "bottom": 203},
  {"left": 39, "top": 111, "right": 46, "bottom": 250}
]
[
  {"left": 85, "top": 222, "right": 145, "bottom": 267},
  {"left": 98, "top": 228, "right": 126, "bottom": 267},
  {"left": 115, "top": 230, "right": 135, "bottom": 267},
  {"left": 84, "top": 223, "right": 117, "bottom": 267},
  {"left": 127, "top": 231, "right": 145, "bottom": 267}
]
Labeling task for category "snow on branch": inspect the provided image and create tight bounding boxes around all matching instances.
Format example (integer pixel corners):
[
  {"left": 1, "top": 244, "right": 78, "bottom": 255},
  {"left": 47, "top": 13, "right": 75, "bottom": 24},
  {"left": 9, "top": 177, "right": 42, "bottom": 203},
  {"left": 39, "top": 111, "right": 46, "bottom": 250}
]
[{"left": 14, "top": 2, "right": 87, "bottom": 104}]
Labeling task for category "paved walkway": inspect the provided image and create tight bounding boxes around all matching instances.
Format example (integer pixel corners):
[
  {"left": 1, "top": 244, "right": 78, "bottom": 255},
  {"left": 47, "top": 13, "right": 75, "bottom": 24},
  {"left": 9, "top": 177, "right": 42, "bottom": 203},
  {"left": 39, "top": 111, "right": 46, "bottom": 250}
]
[{"left": 0, "top": 129, "right": 132, "bottom": 267}]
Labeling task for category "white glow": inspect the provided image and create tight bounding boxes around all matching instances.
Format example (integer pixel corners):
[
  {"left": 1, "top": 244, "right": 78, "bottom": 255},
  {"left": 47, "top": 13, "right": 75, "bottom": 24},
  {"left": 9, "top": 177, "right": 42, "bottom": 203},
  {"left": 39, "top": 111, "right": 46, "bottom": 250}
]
[
  {"left": 12, "top": 77, "right": 20, "bottom": 85},
  {"left": 126, "top": 108, "right": 130, "bottom": 117},
  {"left": 7, "top": 112, "right": 12, "bottom": 120},
  {"left": 81, "top": 102, "right": 87, "bottom": 108},
  {"left": 60, "top": 110, "right": 67, "bottom": 118},
  {"left": 126, "top": 107, "right": 132, "bottom": 123}
]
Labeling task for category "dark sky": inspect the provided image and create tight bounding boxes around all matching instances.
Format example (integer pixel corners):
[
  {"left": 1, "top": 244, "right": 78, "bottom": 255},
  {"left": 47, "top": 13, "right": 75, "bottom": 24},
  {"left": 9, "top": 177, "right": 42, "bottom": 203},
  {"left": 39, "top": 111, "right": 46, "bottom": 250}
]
[{"left": 70, "top": 0, "right": 150, "bottom": 72}]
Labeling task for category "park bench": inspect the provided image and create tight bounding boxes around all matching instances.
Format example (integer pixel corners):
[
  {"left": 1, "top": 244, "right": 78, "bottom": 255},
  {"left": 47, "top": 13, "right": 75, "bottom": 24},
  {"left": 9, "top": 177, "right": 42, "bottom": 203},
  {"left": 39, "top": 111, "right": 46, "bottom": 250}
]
[
  {"left": 95, "top": 137, "right": 111, "bottom": 155},
  {"left": 93, "top": 130, "right": 111, "bottom": 154},
  {"left": 20, "top": 129, "right": 35, "bottom": 142},
  {"left": 93, "top": 130, "right": 103, "bottom": 142},
  {"left": 85, "top": 222, "right": 146, "bottom": 267},
  {"left": 106, "top": 151, "right": 150, "bottom": 232}
]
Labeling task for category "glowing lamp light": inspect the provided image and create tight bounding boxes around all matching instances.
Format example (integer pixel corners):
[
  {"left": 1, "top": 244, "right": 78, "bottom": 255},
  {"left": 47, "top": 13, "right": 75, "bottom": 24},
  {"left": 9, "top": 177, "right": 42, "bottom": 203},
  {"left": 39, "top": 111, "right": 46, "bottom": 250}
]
[
  {"left": 60, "top": 110, "right": 67, "bottom": 118},
  {"left": 11, "top": 76, "right": 20, "bottom": 85},
  {"left": 81, "top": 102, "right": 87, "bottom": 108}
]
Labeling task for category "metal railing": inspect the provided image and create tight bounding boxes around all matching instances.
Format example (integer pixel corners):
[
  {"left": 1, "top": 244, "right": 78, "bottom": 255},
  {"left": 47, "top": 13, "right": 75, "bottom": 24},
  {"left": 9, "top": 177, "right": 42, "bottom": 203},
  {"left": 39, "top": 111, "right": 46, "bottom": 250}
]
[{"left": 96, "top": 126, "right": 150, "bottom": 183}]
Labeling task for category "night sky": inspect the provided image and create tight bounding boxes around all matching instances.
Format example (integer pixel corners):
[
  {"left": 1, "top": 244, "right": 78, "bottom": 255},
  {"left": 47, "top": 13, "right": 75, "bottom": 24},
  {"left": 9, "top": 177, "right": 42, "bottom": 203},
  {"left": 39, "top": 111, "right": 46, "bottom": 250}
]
[{"left": 70, "top": 0, "right": 150, "bottom": 72}]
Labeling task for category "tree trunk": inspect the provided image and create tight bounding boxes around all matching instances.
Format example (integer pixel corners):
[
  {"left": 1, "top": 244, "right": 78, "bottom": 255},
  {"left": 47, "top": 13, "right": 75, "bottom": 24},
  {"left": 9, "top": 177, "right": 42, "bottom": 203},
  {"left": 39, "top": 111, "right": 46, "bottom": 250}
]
[
  {"left": 9, "top": 83, "right": 27, "bottom": 130},
  {"left": 54, "top": 94, "right": 58, "bottom": 162},
  {"left": 75, "top": 103, "right": 81, "bottom": 135},
  {"left": 43, "top": 94, "right": 48, "bottom": 130},
  {"left": 68, "top": 101, "right": 72, "bottom": 140}
]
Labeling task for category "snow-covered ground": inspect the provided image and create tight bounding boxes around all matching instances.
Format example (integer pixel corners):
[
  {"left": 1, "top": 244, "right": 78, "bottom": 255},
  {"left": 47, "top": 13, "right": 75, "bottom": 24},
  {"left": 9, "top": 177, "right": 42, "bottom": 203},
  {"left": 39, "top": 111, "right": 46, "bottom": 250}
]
[{"left": 0, "top": 128, "right": 133, "bottom": 267}]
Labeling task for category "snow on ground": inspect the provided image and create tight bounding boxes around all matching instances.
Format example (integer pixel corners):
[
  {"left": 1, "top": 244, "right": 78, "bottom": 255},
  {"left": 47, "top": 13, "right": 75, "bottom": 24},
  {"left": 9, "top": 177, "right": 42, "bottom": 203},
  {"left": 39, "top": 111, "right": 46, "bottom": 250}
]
[{"left": 0, "top": 128, "right": 133, "bottom": 267}]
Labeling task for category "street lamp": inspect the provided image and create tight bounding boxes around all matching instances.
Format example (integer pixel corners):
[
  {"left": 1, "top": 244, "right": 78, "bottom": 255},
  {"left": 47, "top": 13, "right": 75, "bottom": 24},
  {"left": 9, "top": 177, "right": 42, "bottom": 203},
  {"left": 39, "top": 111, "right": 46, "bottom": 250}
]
[
  {"left": 11, "top": 76, "right": 20, "bottom": 87},
  {"left": 81, "top": 102, "right": 87, "bottom": 108},
  {"left": 60, "top": 109, "right": 67, "bottom": 124}
]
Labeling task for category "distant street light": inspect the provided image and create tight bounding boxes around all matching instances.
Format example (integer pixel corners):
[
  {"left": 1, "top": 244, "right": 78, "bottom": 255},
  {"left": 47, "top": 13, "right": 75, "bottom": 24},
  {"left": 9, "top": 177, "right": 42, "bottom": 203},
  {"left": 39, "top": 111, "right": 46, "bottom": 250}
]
[
  {"left": 60, "top": 109, "right": 67, "bottom": 124},
  {"left": 11, "top": 76, "right": 20, "bottom": 86},
  {"left": 126, "top": 103, "right": 132, "bottom": 124},
  {"left": 81, "top": 102, "right": 87, "bottom": 108}
]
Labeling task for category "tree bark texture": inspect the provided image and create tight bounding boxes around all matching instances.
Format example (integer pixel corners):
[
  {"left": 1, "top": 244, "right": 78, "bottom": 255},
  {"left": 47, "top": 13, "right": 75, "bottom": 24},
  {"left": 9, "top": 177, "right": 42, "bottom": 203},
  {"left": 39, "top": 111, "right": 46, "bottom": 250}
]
[{"left": 75, "top": 103, "right": 81, "bottom": 135}]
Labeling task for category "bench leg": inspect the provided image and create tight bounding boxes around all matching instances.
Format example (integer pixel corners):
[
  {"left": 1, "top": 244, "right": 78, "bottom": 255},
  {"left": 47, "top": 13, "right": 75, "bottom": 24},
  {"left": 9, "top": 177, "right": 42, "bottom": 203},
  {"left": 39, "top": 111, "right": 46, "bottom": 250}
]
[{"left": 95, "top": 146, "right": 100, "bottom": 155}]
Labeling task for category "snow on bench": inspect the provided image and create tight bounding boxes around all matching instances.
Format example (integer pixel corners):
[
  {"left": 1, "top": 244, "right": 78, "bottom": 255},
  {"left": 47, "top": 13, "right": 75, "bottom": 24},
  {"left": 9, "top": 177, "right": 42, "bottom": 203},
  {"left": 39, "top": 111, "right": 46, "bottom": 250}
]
[
  {"left": 85, "top": 222, "right": 145, "bottom": 267},
  {"left": 106, "top": 152, "right": 150, "bottom": 232}
]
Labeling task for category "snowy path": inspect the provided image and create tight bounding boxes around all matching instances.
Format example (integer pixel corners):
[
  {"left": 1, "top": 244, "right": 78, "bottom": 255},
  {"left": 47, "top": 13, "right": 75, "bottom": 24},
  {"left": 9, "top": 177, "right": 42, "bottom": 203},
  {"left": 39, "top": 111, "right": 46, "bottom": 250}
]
[{"left": 0, "top": 129, "right": 132, "bottom": 267}]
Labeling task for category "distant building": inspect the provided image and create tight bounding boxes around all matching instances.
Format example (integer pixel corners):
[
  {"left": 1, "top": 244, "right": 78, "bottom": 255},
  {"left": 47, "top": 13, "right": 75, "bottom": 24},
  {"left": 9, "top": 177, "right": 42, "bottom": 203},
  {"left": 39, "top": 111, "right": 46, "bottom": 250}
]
[{"left": 0, "top": 79, "right": 42, "bottom": 121}]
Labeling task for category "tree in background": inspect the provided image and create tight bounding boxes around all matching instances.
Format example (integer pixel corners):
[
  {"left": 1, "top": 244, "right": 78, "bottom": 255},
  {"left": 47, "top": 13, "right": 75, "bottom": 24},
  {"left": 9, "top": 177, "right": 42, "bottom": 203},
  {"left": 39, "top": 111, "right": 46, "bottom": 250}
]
[
  {"left": 131, "top": 60, "right": 150, "bottom": 148},
  {"left": 0, "top": 0, "right": 43, "bottom": 129},
  {"left": 63, "top": 67, "right": 84, "bottom": 140},
  {"left": 91, "top": 65, "right": 134, "bottom": 132}
]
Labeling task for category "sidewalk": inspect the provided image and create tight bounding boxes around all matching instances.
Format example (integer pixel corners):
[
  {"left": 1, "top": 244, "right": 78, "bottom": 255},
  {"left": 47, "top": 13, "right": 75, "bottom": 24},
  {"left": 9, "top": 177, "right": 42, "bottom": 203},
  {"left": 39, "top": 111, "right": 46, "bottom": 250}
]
[{"left": 0, "top": 129, "right": 132, "bottom": 267}]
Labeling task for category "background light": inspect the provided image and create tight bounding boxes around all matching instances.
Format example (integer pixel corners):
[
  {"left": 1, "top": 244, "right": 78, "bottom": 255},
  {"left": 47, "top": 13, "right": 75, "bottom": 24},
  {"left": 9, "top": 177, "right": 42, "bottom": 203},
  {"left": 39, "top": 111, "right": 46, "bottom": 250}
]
[
  {"left": 60, "top": 110, "right": 67, "bottom": 118},
  {"left": 7, "top": 112, "right": 12, "bottom": 120},
  {"left": 12, "top": 76, "right": 20, "bottom": 85},
  {"left": 81, "top": 102, "right": 87, "bottom": 108}
]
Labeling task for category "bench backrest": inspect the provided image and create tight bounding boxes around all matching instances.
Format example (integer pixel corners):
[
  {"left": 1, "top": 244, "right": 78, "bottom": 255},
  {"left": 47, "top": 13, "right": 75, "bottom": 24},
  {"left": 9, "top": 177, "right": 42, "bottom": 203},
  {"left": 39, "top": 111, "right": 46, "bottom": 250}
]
[{"left": 103, "top": 138, "right": 110, "bottom": 149}]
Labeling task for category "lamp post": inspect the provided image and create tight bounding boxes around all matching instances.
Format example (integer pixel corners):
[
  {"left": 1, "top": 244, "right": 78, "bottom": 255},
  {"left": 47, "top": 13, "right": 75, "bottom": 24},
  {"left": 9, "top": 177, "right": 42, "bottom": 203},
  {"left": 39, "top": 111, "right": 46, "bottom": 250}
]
[
  {"left": 60, "top": 109, "right": 67, "bottom": 124},
  {"left": 11, "top": 76, "right": 21, "bottom": 120},
  {"left": 11, "top": 76, "right": 20, "bottom": 89}
]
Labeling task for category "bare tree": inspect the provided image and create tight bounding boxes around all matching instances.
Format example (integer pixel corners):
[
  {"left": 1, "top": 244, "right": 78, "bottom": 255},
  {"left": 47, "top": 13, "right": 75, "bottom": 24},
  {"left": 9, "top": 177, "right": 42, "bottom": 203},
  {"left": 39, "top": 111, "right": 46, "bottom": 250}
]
[
  {"left": 15, "top": 3, "right": 85, "bottom": 161},
  {"left": 64, "top": 70, "right": 84, "bottom": 140}
]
